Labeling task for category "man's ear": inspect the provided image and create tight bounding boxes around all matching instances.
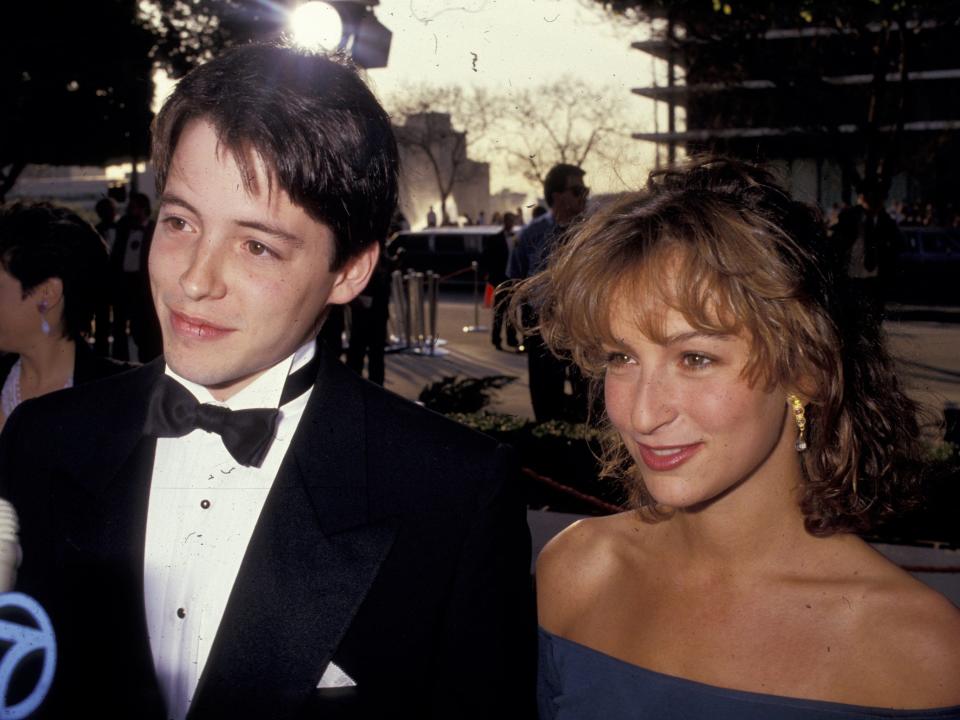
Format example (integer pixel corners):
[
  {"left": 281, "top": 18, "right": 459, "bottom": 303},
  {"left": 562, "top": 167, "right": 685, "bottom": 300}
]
[{"left": 327, "top": 242, "right": 379, "bottom": 305}]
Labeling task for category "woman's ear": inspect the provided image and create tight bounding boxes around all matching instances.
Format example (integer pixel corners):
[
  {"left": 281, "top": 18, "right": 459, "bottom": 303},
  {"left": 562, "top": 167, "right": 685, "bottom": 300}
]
[
  {"left": 32, "top": 277, "right": 66, "bottom": 336},
  {"left": 34, "top": 277, "right": 65, "bottom": 310}
]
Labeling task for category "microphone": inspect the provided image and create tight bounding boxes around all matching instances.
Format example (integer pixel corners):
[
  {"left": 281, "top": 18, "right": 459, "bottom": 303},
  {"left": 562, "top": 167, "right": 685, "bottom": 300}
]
[
  {"left": 0, "top": 497, "right": 56, "bottom": 719},
  {"left": 0, "top": 497, "right": 22, "bottom": 592}
]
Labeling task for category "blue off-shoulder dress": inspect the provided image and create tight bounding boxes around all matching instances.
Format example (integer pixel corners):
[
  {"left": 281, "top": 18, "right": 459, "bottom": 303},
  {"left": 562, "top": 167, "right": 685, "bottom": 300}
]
[{"left": 539, "top": 628, "right": 960, "bottom": 720}]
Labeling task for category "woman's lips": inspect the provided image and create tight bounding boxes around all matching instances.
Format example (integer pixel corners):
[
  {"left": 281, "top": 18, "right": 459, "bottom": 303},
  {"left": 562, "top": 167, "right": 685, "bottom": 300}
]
[
  {"left": 635, "top": 442, "right": 703, "bottom": 471},
  {"left": 169, "top": 310, "right": 234, "bottom": 340}
]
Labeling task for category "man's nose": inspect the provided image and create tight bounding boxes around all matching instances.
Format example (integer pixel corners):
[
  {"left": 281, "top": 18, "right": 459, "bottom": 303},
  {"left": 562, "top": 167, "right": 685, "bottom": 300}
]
[{"left": 179, "top": 238, "right": 227, "bottom": 301}]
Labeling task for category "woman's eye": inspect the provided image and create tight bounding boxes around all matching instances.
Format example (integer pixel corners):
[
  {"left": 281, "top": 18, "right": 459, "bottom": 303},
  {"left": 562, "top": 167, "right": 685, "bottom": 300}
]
[
  {"left": 605, "top": 352, "right": 633, "bottom": 367},
  {"left": 681, "top": 352, "right": 713, "bottom": 369}
]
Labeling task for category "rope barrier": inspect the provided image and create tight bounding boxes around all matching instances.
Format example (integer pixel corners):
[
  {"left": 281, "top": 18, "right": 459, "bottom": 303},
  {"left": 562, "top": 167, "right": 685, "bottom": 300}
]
[
  {"left": 521, "top": 467, "right": 624, "bottom": 514},
  {"left": 438, "top": 264, "right": 477, "bottom": 283}
]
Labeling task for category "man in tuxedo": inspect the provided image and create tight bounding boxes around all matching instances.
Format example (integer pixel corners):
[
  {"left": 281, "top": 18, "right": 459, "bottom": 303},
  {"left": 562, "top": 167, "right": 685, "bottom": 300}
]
[{"left": 1, "top": 44, "right": 533, "bottom": 719}]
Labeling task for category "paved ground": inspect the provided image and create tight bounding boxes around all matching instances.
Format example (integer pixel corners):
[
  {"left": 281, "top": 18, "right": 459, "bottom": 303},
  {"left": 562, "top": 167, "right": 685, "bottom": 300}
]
[
  {"left": 380, "top": 294, "right": 960, "bottom": 427},
  {"left": 382, "top": 293, "right": 534, "bottom": 417}
]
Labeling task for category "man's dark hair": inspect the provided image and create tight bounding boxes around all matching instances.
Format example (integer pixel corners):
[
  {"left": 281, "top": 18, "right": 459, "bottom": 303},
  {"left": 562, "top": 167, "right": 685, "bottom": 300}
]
[
  {"left": 152, "top": 43, "right": 399, "bottom": 270},
  {"left": 543, "top": 164, "right": 584, "bottom": 209},
  {"left": 0, "top": 202, "right": 108, "bottom": 340}
]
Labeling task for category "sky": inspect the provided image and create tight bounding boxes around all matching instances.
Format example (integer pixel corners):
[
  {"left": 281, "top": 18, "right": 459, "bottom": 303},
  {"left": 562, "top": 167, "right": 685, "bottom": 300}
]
[
  {"left": 154, "top": 0, "right": 659, "bottom": 198},
  {"left": 366, "top": 0, "right": 656, "bottom": 195}
]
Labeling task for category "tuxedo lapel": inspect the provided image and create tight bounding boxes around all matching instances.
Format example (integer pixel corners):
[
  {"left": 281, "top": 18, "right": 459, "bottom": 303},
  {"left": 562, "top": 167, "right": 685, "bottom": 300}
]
[
  {"left": 189, "top": 350, "right": 399, "bottom": 719},
  {"left": 44, "top": 359, "right": 168, "bottom": 712}
]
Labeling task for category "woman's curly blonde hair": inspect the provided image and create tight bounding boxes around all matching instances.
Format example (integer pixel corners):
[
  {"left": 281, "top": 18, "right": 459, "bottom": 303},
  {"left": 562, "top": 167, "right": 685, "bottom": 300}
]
[{"left": 511, "top": 157, "right": 926, "bottom": 535}]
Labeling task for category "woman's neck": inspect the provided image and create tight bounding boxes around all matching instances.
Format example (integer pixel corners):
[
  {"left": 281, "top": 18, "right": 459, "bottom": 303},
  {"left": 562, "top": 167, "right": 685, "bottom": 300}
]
[
  {"left": 17, "top": 336, "right": 76, "bottom": 401},
  {"left": 664, "top": 464, "right": 815, "bottom": 575}
]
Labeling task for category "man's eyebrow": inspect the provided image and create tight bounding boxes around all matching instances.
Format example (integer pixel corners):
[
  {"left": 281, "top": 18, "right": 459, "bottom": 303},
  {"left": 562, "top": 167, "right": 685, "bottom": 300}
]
[
  {"left": 235, "top": 220, "right": 304, "bottom": 247},
  {"left": 159, "top": 192, "right": 198, "bottom": 215},
  {"left": 158, "top": 193, "right": 304, "bottom": 248}
]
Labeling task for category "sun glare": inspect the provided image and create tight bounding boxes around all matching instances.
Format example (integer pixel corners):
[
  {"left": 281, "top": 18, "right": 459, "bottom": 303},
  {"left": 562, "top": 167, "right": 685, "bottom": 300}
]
[{"left": 289, "top": 1, "right": 343, "bottom": 51}]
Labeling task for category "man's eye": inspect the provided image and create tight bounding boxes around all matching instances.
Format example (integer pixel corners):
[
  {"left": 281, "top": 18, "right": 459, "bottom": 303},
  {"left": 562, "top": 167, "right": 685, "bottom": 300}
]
[
  {"left": 681, "top": 353, "right": 713, "bottom": 369},
  {"left": 162, "top": 216, "right": 190, "bottom": 232},
  {"left": 246, "top": 241, "right": 271, "bottom": 257}
]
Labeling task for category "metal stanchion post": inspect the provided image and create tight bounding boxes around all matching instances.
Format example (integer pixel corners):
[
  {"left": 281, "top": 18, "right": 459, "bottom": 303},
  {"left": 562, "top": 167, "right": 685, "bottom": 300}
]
[
  {"left": 462, "top": 260, "right": 489, "bottom": 333},
  {"left": 427, "top": 271, "right": 439, "bottom": 354},
  {"left": 388, "top": 269, "right": 407, "bottom": 350},
  {"left": 403, "top": 272, "right": 414, "bottom": 349},
  {"left": 413, "top": 271, "right": 426, "bottom": 350}
]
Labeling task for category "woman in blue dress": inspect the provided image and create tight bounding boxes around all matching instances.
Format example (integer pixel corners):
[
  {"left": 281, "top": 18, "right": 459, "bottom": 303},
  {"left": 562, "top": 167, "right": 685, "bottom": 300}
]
[{"left": 516, "top": 158, "right": 960, "bottom": 719}]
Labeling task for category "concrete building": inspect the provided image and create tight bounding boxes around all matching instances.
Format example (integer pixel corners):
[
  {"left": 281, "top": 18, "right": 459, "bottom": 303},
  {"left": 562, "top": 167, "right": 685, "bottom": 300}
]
[
  {"left": 631, "top": 16, "right": 960, "bottom": 209},
  {"left": 393, "top": 112, "right": 491, "bottom": 229}
]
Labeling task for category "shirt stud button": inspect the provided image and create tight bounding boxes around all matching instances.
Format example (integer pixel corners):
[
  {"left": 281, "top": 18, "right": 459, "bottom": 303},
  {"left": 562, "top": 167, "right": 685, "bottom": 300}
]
[
  {"left": 177, "top": 607, "right": 186, "bottom": 619},
  {"left": 200, "top": 499, "right": 211, "bottom": 509}
]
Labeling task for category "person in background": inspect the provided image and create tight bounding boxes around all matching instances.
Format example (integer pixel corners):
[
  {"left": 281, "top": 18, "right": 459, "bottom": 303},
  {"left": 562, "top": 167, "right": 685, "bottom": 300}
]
[
  {"left": 94, "top": 197, "right": 118, "bottom": 253},
  {"left": 110, "top": 191, "right": 162, "bottom": 361},
  {"left": 831, "top": 179, "right": 902, "bottom": 322},
  {"left": 0, "top": 201, "right": 131, "bottom": 432},
  {"left": 508, "top": 164, "right": 589, "bottom": 422},
  {"left": 516, "top": 157, "right": 960, "bottom": 719},
  {"left": 93, "top": 196, "right": 118, "bottom": 355},
  {"left": 484, "top": 211, "right": 519, "bottom": 351},
  {"left": 346, "top": 251, "right": 392, "bottom": 385}
]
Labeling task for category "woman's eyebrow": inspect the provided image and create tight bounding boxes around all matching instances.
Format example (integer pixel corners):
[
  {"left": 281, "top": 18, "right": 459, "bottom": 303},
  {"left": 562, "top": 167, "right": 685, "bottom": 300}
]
[{"left": 663, "top": 330, "right": 733, "bottom": 345}]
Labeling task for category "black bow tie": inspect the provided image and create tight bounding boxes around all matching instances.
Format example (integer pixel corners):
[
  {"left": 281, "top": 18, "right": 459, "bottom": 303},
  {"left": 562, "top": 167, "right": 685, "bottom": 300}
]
[{"left": 143, "top": 350, "right": 319, "bottom": 467}]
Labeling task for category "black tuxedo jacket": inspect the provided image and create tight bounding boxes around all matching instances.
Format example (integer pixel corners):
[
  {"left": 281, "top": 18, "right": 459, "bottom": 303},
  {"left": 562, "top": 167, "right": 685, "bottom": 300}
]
[{"left": 0, "top": 349, "right": 535, "bottom": 719}]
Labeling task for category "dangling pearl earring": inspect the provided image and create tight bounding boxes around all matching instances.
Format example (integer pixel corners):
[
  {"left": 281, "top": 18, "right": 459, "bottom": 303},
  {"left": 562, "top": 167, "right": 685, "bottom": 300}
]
[
  {"left": 39, "top": 300, "right": 51, "bottom": 336},
  {"left": 788, "top": 394, "right": 807, "bottom": 452}
]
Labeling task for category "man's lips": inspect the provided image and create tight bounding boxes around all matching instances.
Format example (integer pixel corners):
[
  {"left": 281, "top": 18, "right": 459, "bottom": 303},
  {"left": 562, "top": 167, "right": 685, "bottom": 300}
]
[
  {"left": 635, "top": 442, "right": 703, "bottom": 471},
  {"left": 169, "top": 310, "right": 234, "bottom": 339}
]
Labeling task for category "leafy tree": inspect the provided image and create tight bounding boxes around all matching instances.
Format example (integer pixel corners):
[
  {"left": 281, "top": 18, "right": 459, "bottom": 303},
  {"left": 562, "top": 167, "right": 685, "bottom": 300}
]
[
  {"left": 0, "top": 1, "right": 156, "bottom": 201},
  {"left": 588, "top": 0, "right": 960, "bottom": 203},
  {"left": 141, "top": 0, "right": 288, "bottom": 79}
]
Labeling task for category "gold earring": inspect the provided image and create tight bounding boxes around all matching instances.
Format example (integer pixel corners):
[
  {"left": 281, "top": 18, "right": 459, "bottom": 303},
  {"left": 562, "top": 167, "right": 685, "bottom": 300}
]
[{"left": 788, "top": 395, "right": 807, "bottom": 452}]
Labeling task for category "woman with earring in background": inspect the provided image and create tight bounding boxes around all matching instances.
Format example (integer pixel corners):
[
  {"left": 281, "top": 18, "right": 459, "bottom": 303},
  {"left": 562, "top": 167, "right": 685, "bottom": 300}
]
[
  {"left": 517, "top": 158, "right": 960, "bottom": 719},
  {"left": 1, "top": 202, "right": 132, "bottom": 433}
]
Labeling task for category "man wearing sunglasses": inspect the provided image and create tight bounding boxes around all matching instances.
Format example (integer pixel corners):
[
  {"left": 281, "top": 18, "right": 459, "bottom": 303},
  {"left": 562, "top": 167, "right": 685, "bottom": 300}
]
[{"left": 507, "top": 164, "right": 589, "bottom": 423}]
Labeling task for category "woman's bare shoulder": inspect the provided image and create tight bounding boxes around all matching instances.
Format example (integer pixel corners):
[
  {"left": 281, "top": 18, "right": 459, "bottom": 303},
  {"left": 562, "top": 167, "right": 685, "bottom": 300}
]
[
  {"left": 536, "top": 512, "right": 654, "bottom": 632},
  {"left": 867, "top": 572, "right": 960, "bottom": 706},
  {"left": 841, "top": 544, "right": 960, "bottom": 706}
]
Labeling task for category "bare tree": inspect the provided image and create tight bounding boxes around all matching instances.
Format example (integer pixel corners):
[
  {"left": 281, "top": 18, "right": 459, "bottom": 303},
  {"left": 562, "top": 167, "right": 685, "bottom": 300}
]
[
  {"left": 497, "top": 78, "right": 629, "bottom": 188},
  {"left": 388, "top": 85, "right": 493, "bottom": 225}
]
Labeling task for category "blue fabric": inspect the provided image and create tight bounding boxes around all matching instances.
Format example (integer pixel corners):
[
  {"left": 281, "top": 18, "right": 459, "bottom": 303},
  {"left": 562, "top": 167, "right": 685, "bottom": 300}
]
[
  {"left": 507, "top": 213, "right": 556, "bottom": 280},
  {"left": 539, "top": 628, "right": 960, "bottom": 720}
]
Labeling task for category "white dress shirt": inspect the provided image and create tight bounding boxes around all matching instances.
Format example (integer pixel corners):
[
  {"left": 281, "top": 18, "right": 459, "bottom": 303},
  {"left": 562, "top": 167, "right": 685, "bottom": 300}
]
[{"left": 143, "top": 340, "right": 316, "bottom": 720}]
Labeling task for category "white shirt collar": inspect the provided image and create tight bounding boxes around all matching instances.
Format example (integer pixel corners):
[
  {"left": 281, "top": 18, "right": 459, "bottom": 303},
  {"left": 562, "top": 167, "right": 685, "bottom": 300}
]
[{"left": 163, "top": 337, "right": 317, "bottom": 411}]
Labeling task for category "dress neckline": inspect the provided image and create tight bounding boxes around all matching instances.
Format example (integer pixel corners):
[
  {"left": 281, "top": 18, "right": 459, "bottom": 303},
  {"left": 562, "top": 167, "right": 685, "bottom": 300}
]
[{"left": 540, "top": 627, "right": 960, "bottom": 717}]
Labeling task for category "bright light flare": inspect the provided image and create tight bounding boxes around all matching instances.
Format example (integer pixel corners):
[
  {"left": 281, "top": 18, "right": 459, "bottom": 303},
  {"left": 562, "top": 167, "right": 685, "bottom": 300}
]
[{"left": 289, "top": 1, "right": 343, "bottom": 52}]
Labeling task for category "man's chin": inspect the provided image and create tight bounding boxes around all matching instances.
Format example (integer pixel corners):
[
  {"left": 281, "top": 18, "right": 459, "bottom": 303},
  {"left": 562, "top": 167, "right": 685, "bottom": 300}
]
[{"left": 164, "top": 353, "right": 272, "bottom": 401}]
